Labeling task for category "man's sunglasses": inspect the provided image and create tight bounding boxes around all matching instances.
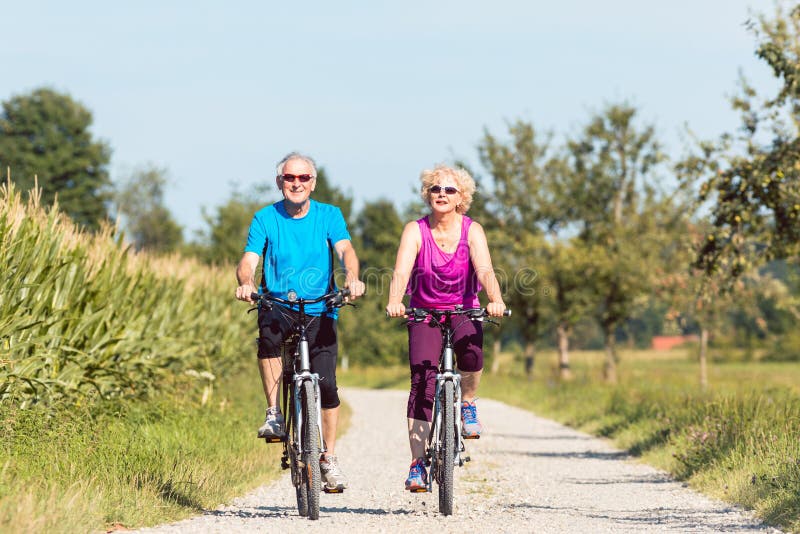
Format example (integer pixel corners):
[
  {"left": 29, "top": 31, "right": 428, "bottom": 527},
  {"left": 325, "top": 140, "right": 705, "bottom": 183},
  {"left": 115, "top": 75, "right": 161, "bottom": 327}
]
[
  {"left": 280, "top": 173, "right": 314, "bottom": 183},
  {"left": 429, "top": 185, "right": 459, "bottom": 195}
]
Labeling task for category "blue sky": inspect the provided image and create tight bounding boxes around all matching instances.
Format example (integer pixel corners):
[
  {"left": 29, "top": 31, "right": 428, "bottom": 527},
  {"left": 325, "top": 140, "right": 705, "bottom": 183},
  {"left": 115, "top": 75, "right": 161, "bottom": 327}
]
[{"left": 2, "top": 1, "right": 777, "bottom": 236}]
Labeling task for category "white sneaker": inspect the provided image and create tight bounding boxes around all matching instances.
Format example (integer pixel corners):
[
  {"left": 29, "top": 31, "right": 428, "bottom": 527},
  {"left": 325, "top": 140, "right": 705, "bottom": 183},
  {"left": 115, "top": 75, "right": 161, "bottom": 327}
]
[
  {"left": 320, "top": 455, "right": 348, "bottom": 491},
  {"left": 257, "top": 406, "right": 285, "bottom": 439}
]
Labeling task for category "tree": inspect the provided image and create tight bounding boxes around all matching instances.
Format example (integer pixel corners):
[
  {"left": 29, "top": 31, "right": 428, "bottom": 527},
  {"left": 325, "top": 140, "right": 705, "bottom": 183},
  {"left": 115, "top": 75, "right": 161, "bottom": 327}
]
[
  {"left": 549, "top": 239, "right": 595, "bottom": 380},
  {"left": 354, "top": 198, "right": 402, "bottom": 273},
  {"left": 340, "top": 199, "right": 407, "bottom": 367},
  {"left": 114, "top": 164, "right": 183, "bottom": 253},
  {"left": 313, "top": 167, "right": 353, "bottom": 224},
  {"left": 682, "top": 2, "right": 800, "bottom": 282},
  {"left": 563, "top": 103, "right": 669, "bottom": 383},
  {"left": 193, "top": 189, "right": 266, "bottom": 265},
  {"left": 479, "top": 121, "right": 560, "bottom": 379},
  {"left": 0, "top": 87, "right": 111, "bottom": 229}
]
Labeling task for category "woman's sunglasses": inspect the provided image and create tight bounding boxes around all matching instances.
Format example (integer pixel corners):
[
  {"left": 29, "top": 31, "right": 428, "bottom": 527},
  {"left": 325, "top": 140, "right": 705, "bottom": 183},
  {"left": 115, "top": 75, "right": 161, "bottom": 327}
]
[
  {"left": 281, "top": 173, "right": 314, "bottom": 183},
  {"left": 429, "top": 185, "right": 459, "bottom": 195}
]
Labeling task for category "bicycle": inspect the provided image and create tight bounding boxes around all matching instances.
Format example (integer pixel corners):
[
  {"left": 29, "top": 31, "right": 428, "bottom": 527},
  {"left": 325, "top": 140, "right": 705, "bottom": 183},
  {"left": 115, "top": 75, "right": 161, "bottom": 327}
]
[
  {"left": 399, "top": 305, "right": 510, "bottom": 516},
  {"left": 250, "top": 288, "right": 352, "bottom": 521}
]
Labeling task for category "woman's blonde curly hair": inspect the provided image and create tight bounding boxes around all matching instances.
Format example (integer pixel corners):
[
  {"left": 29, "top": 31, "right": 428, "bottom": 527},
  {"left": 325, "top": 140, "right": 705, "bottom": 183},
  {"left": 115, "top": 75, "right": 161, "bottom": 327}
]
[{"left": 419, "top": 164, "right": 476, "bottom": 215}]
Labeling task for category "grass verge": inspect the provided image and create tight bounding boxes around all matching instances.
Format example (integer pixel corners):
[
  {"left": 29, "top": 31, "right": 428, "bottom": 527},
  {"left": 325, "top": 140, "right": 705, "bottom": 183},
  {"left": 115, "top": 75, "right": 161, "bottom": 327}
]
[
  {"left": 340, "top": 352, "right": 800, "bottom": 532},
  {"left": 0, "top": 370, "right": 283, "bottom": 533}
]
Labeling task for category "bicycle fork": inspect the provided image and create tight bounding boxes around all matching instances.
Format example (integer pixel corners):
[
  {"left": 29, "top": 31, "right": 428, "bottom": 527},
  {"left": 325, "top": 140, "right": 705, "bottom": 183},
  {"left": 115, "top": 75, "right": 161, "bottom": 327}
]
[{"left": 427, "top": 347, "right": 468, "bottom": 491}]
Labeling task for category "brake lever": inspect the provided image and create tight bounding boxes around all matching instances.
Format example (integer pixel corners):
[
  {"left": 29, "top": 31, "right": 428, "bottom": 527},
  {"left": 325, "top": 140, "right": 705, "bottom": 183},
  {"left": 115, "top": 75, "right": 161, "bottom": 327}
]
[{"left": 247, "top": 299, "right": 271, "bottom": 313}]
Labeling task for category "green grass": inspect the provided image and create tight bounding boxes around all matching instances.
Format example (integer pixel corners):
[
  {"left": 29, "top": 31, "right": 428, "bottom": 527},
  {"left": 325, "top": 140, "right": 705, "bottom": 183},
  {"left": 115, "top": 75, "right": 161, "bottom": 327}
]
[
  {"left": 341, "top": 350, "right": 800, "bottom": 532},
  {"left": 0, "top": 369, "right": 282, "bottom": 533}
]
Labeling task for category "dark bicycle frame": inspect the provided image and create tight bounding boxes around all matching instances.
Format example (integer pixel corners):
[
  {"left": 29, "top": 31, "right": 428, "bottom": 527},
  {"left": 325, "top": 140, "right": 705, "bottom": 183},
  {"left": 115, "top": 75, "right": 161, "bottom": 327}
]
[{"left": 250, "top": 288, "right": 351, "bottom": 518}]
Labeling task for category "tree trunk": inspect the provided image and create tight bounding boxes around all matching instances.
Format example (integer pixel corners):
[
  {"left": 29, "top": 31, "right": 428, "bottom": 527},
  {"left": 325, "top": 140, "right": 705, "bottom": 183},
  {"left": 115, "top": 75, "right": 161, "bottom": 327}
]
[
  {"left": 490, "top": 338, "right": 502, "bottom": 374},
  {"left": 603, "top": 328, "right": 618, "bottom": 384},
  {"left": 556, "top": 322, "right": 573, "bottom": 381},
  {"left": 699, "top": 327, "right": 709, "bottom": 390},
  {"left": 523, "top": 341, "right": 535, "bottom": 381}
]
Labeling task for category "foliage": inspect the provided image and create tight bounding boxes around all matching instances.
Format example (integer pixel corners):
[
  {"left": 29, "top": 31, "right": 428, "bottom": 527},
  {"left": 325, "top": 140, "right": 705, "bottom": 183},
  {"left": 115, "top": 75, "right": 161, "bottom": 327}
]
[
  {"left": 562, "top": 103, "right": 675, "bottom": 381},
  {"left": 353, "top": 198, "right": 402, "bottom": 272},
  {"left": 680, "top": 2, "right": 800, "bottom": 281},
  {"left": 478, "top": 121, "right": 558, "bottom": 366},
  {"left": 114, "top": 164, "right": 183, "bottom": 253},
  {"left": 340, "top": 198, "right": 407, "bottom": 366},
  {"left": 193, "top": 187, "right": 268, "bottom": 265},
  {"left": 0, "top": 87, "right": 111, "bottom": 230},
  {"left": 313, "top": 167, "right": 353, "bottom": 223}
]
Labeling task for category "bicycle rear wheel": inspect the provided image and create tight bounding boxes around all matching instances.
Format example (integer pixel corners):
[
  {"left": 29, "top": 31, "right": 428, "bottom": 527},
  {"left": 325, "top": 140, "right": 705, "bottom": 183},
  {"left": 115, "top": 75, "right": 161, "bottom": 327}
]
[
  {"left": 301, "top": 380, "right": 322, "bottom": 520},
  {"left": 438, "top": 380, "right": 455, "bottom": 516}
]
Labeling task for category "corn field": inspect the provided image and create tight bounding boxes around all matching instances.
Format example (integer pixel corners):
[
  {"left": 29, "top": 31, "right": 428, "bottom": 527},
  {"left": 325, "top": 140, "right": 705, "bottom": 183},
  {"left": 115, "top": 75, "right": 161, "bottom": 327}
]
[{"left": 0, "top": 181, "right": 252, "bottom": 407}]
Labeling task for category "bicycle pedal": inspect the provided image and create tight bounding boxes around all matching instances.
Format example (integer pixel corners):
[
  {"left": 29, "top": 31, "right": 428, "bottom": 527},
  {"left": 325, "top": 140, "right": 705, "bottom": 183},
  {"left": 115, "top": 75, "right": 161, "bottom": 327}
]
[
  {"left": 323, "top": 487, "right": 345, "bottom": 494},
  {"left": 462, "top": 434, "right": 480, "bottom": 440},
  {"left": 263, "top": 436, "right": 285, "bottom": 443},
  {"left": 409, "top": 488, "right": 427, "bottom": 493}
]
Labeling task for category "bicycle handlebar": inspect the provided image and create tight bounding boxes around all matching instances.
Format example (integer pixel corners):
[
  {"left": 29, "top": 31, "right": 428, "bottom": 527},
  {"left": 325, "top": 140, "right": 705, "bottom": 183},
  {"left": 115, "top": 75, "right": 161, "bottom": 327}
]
[
  {"left": 398, "top": 307, "right": 512, "bottom": 320},
  {"left": 251, "top": 288, "right": 352, "bottom": 309}
]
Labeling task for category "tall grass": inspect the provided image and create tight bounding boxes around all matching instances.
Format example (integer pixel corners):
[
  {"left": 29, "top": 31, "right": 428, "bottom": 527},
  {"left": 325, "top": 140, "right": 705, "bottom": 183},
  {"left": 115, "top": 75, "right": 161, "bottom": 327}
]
[{"left": 0, "top": 180, "right": 251, "bottom": 405}]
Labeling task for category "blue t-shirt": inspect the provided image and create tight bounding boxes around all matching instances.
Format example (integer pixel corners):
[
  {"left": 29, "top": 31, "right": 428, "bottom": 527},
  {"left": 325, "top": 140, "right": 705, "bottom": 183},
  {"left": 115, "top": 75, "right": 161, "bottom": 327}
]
[{"left": 245, "top": 199, "right": 351, "bottom": 317}]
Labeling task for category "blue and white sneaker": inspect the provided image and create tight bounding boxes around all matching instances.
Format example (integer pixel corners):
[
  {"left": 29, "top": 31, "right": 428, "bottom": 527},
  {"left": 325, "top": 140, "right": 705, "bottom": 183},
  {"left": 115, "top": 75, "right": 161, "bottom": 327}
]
[
  {"left": 461, "top": 399, "right": 483, "bottom": 438},
  {"left": 257, "top": 406, "right": 285, "bottom": 440},
  {"left": 405, "top": 458, "right": 428, "bottom": 492}
]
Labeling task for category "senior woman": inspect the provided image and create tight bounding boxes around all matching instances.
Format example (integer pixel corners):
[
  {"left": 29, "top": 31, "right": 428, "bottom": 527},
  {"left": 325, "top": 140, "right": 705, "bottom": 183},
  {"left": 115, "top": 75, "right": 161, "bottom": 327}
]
[{"left": 385, "top": 164, "right": 506, "bottom": 491}]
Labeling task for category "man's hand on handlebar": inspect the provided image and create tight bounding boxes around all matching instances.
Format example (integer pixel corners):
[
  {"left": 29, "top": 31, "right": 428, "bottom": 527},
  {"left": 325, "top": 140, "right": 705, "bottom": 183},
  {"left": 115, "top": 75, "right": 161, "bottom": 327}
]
[
  {"left": 345, "top": 278, "right": 366, "bottom": 302},
  {"left": 236, "top": 283, "right": 257, "bottom": 303}
]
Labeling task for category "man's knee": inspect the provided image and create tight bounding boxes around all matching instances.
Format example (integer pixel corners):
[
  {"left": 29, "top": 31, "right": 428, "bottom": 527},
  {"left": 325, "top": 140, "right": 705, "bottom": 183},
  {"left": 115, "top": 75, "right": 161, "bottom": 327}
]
[{"left": 319, "top": 378, "right": 340, "bottom": 409}]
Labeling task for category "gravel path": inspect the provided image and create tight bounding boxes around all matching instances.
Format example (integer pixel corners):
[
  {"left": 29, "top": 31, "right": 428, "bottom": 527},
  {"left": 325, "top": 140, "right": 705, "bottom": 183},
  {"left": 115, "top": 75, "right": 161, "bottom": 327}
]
[{"left": 138, "top": 388, "right": 780, "bottom": 533}]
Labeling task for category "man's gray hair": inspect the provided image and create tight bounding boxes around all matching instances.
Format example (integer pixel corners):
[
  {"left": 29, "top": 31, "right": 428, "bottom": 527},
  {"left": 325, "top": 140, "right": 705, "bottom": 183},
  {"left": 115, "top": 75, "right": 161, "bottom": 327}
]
[{"left": 276, "top": 152, "right": 318, "bottom": 177}]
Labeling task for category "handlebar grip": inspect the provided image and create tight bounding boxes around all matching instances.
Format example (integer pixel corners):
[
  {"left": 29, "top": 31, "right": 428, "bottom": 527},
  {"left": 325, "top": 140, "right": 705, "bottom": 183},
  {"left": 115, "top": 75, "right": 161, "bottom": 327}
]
[
  {"left": 250, "top": 292, "right": 260, "bottom": 301},
  {"left": 341, "top": 288, "right": 351, "bottom": 297},
  {"left": 504, "top": 309, "right": 512, "bottom": 317}
]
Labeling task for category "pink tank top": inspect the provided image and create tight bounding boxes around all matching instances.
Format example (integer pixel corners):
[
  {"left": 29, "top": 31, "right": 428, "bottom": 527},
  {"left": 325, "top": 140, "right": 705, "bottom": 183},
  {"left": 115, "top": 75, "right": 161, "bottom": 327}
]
[{"left": 407, "top": 215, "right": 481, "bottom": 309}]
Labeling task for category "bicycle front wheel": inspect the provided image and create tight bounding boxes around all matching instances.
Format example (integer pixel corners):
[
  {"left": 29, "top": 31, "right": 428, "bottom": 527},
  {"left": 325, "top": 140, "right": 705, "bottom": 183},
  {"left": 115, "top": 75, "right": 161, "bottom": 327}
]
[
  {"left": 438, "top": 380, "right": 455, "bottom": 516},
  {"left": 292, "top": 445, "right": 309, "bottom": 517},
  {"left": 301, "top": 380, "right": 322, "bottom": 520}
]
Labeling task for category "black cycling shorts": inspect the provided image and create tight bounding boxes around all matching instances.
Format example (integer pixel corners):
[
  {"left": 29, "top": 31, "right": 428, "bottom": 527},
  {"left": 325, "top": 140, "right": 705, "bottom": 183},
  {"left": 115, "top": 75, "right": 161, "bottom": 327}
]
[{"left": 257, "top": 305, "right": 340, "bottom": 409}]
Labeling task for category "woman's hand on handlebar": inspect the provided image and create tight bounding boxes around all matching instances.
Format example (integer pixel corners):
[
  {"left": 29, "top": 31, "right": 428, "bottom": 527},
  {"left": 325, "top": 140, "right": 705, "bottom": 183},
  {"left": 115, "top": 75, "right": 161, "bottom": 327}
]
[
  {"left": 236, "top": 283, "right": 257, "bottom": 303},
  {"left": 385, "top": 302, "right": 406, "bottom": 317},
  {"left": 486, "top": 301, "right": 506, "bottom": 318}
]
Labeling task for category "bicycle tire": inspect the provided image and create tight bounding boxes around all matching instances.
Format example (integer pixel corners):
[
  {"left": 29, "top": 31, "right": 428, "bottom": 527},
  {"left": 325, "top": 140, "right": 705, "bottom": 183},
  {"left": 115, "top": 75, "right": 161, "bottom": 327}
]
[
  {"left": 439, "top": 380, "right": 455, "bottom": 515},
  {"left": 292, "top": 446, "right": 309, "bottom": 517},
  {"left": 286, "top": 376, "right": 309, "bottom": 517},
  {"left": 301, "top": 380, "right": 322, "bottom": 520}
]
